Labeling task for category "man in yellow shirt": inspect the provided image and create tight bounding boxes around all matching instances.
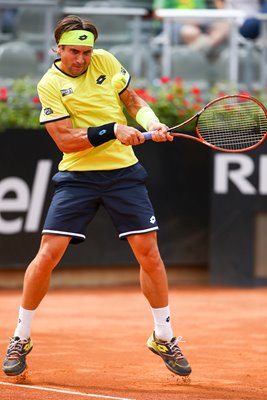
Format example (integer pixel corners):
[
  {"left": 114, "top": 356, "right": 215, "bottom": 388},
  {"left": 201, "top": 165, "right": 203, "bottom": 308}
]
[{"left": 2, "top": 15, "right": 191, "bottom": 379}]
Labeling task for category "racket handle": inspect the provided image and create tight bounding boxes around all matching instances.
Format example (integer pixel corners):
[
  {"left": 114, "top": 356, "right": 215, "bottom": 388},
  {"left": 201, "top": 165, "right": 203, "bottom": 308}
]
[{"left": 143, "top": 132, "right": 152, "bottom": 140}]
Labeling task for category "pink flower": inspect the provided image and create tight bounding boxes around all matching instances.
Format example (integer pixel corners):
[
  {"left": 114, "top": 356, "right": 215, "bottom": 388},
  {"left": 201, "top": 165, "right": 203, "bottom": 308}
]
[
  {"left": 135, "top": 88, "right": 150, "bottom": 99},
  {"left": 135, "top": 88, "right": 157, "bottom": 103},
  {"left": 166, "top": 94, "right": 174, "bottom": 101},
  {"left": 32, "top": 96, "right": 40, "bottom": 104},
  {"left": 239, "top": 91, "right": 251, "bottom": 97},
  {"left": 160, "top": 76, "right": 170, "bottom": 85},
  {"left": 145, "top": 95, "right": 157, "bottom": 103},
  {"left": 218, "top": 91, "right": 226, "bottom": 97},
  {"left": 135, "top": 88, "right": 146, "bottom": 97},
  {"left": 191, "top": 87, "right": 201, "bottom": 95},
  {"left": 0, "top": 87, "right": 8, "bottom": 101}
]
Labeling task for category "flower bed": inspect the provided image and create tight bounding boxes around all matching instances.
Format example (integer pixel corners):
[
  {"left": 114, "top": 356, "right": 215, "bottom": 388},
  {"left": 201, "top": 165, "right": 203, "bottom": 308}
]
[
  {"left": 0, "top": 77, "right": 266, "bottom": 131},
  {"left": 0, "top": 79, "right": 41, "bottom": 130}
]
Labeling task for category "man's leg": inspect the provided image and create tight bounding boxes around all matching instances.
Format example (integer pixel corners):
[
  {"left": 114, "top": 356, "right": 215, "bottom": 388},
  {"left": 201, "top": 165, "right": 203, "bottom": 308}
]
[
  {"left": 128, "top": 232, "right": 168, "bottom": 307},
  {"left": 21, "top": 234, "right": 71, "bottom": 310},
  {"left": 127, "top": 232, "right": 192, "bottom": 376},
  {"left": 2, "top": 234, "right": 71, "bottom": 376}
]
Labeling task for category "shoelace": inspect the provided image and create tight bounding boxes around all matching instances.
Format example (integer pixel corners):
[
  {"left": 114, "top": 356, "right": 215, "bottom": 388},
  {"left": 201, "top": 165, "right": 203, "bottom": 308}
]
[
  {"left": 6, "top": 337, "right": 29, "bottom": 359},
  {"left": 168, "top": 336, "right": 185, "bottom": 360}
]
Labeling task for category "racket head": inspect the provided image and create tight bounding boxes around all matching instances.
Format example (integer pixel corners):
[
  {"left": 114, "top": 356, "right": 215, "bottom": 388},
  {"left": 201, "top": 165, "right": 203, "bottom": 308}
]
[{"left": 195, "top": 95, "right": 267, "bottom": 152}]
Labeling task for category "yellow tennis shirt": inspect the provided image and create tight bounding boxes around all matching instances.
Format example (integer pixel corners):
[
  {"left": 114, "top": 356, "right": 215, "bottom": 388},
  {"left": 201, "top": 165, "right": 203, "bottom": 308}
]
[{"left": 37, "top": 49, "right": 138, "bottom": 171}]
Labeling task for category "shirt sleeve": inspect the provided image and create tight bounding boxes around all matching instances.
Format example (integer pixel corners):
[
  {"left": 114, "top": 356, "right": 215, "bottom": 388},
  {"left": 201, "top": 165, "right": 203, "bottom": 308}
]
[{"left": 37, "top": 80, "right": 70, "bottom": 125}]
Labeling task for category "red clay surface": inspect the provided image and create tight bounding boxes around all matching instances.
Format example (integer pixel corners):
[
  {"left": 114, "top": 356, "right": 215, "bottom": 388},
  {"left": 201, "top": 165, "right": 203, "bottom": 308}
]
[{"left": 0, "top": 286, "right": 266, "bottom": 400}]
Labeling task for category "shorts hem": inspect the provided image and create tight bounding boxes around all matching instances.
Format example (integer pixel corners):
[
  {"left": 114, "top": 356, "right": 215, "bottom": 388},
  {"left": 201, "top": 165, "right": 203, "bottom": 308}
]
[
  {"left": 119, "top": 226, "right": 159, "bottom": 239},
  {"left": 42, "top": 229, "right": 86, "bottom": 242}
]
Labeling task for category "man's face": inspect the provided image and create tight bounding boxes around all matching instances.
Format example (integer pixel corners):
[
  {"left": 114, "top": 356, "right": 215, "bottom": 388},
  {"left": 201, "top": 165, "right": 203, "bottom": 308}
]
[{"left": 58, "top": 45, "right": 93, "bottom": 76}]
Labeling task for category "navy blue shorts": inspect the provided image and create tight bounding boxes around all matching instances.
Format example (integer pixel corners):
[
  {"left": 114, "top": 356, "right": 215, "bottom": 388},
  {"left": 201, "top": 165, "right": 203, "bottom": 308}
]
[{"left": 42, "top": 162, "right": 159, "bottom": 244}]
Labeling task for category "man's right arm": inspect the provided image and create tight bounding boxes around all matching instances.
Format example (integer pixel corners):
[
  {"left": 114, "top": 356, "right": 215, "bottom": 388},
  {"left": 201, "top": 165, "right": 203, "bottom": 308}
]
[
  {"left": 45, "top": 118, "right": 91, "bottom": 153},
  {"left": 45, "top": 116, "right": 145, "bottom": 151}
]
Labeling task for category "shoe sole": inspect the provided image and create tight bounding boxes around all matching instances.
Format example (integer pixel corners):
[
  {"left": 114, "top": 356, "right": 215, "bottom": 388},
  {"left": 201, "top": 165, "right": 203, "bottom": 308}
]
[
  {"left": 3, "top": 346, "right": 33, "bottom": 377},
  {"left": 3, "top": 364, "right": 26, "bottom": 376}
]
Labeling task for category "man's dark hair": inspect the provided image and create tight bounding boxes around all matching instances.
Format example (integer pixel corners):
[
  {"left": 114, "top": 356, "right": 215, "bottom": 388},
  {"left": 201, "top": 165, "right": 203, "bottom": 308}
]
[{"left": 54, "top": 14, "right": 98, "bottom": 44}]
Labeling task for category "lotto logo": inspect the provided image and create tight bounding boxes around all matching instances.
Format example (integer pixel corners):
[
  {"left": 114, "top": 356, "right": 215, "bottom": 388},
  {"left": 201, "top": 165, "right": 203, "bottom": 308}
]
[{"left": 156, "top": 344, "right": 168, "bottom": 353}]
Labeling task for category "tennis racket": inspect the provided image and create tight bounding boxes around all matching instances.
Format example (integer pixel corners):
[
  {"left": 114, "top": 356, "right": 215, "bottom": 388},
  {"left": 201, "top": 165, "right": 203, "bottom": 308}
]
[{"left": 143, "top": 95, "right": 267, "bottom": 152}]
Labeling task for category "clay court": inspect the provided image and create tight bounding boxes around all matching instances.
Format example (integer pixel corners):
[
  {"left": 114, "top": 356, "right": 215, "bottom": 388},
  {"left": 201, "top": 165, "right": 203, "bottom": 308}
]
[{"left": 0, "top": 285, "right": 266, "bottom": 400}]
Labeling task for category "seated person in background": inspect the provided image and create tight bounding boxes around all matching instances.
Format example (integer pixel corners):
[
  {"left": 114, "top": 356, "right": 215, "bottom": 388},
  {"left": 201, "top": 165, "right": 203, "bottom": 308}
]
[
  {"left": 233, "top": 0, "right": 267, "bottom": 41},
  {"left": 184, "top": 0, "right": 265, "bottom": 56},
  {"left": 216, "top": 0, "right": 264, "bottom": 40},
  {"left": 153, "top": 0, "right": 266, "bottom": 61},
  {"left": 152, "top": 0, "right": 208, "bottom": 45}
]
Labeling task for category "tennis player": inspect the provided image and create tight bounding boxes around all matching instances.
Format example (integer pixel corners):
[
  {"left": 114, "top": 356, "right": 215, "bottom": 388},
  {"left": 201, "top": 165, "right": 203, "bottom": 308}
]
[{"left": 2, "top": 15, "right": 191, "bottom": 378}]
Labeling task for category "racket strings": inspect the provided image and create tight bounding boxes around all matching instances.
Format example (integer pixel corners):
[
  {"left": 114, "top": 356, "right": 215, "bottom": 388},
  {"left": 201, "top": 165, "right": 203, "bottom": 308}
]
[{"left": 197, "top": 98, "right": 267, "bottom": 151}]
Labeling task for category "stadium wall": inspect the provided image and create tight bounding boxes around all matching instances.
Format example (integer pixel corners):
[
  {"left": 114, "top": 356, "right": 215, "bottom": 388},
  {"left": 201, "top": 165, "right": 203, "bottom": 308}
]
[{"left": 1, "top": 129, "right": 267, "bottom": 287}]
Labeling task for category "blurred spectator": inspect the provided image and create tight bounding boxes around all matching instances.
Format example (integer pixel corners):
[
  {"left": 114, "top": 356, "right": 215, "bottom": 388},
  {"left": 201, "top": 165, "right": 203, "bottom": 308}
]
[
  {"left": 215, "top": 0, "right": 264, "bottom": 40},
  {"left": 231, "top": 0, "right": 267, "bottom": 39},
  {"left": 186, "top": 0, "right": 267, "bottom": 55},
  {"left": 152, "top": 0, "right": 208, "bottom": 45}
]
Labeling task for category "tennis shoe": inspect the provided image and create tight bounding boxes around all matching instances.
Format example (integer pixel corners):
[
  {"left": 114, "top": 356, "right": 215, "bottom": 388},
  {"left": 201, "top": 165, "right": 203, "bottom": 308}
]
[
  {"left": 2, "top": 336, "right": 33, "bottom": 376},
  {"left": 147, "top": 331, "right": 192, "bottom": 376}
]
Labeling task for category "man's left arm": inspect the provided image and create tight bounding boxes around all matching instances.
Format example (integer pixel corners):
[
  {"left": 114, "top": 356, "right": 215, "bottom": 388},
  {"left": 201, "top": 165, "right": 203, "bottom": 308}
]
[{"left": 120, "top": 86, "right": 173, "bottom": 142}]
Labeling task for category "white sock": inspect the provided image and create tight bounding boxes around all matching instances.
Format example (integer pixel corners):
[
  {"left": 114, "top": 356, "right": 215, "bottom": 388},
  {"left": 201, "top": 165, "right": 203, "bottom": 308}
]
[
  {"left": 151, "top": 305, "right": 173, "bottom": 342},
  {"left": 14, "top": 306, "right": 35, "bottom": 339}
]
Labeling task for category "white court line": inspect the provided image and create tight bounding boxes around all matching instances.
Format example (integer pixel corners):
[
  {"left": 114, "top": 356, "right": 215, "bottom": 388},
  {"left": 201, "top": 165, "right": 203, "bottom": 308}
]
[{"left": 0, "top": 381, "right": 136, "bottom": 400}]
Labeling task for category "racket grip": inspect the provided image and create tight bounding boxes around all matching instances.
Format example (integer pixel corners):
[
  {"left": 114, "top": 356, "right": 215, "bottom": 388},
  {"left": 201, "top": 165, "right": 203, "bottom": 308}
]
[{"left": 143, "top": 132, "right": 152, "bottom": 140}]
